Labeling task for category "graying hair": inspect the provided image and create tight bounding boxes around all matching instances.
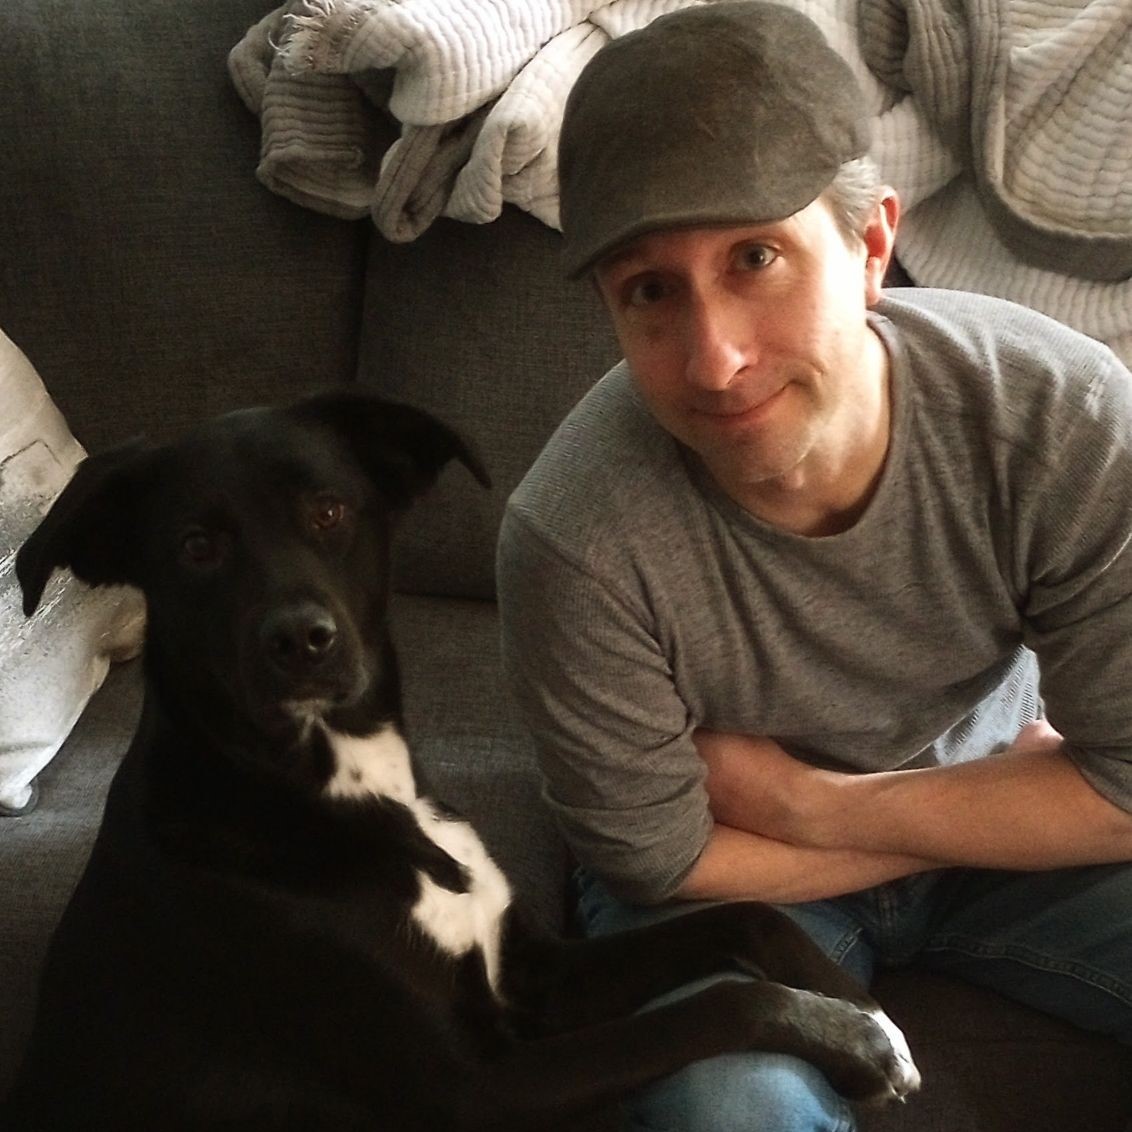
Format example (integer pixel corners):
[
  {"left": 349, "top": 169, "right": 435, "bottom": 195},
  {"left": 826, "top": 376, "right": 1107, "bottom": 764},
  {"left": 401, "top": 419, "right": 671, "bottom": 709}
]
[{"left": 821, "top": 156, "right": 884, "bottom": 246}]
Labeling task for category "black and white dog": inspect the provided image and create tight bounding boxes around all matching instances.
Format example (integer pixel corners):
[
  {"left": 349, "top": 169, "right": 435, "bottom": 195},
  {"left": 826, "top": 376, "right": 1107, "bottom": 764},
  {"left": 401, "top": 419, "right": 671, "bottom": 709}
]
[{"left": 7, "top": 393, "right": 919, "bottom": 1130}]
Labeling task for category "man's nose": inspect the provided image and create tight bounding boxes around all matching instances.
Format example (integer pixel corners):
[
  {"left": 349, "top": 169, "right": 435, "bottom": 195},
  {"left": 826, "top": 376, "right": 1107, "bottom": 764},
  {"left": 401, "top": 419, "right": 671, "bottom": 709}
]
[{"left": 682, "top": 294, "right": 752, "bottom": 391}]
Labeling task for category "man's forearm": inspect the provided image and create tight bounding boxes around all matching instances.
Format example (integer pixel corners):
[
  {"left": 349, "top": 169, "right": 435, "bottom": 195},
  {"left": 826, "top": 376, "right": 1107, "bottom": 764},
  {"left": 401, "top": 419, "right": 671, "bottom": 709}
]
[
  {"left": 816, "top": 745, "right": 1132, "bottom": 869},
  {"left": 676, "top": 823, "right": 939, "bottom": 904},
  {"left": 698, "top": 725, "right": 1132, "bottom": 873}
]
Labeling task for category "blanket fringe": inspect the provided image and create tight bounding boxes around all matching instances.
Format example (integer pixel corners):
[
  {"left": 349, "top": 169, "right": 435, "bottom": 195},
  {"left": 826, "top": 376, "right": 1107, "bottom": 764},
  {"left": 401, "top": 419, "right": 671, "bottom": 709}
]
[{"left": 280, "top": 0, "right": 366, "bottom": 75}]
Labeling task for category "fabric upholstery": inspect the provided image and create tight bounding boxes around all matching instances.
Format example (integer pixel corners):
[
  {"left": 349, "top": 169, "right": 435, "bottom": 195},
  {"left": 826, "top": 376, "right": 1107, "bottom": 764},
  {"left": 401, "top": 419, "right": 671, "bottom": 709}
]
[
  {"left": 0, "top": 0, "right": 367, "bottom": 453},
  {"left": 391, "top": 593, "right": 570, "bottom": 932},
  {"left": 863, "top": 970, "right": 1132, "bottom": 1131},
  {"left": 0, "top": 663, "right": 142, "bottom": 1094},
  {"left": 360, "top": 207, "right": 621, "bottom": 600}
]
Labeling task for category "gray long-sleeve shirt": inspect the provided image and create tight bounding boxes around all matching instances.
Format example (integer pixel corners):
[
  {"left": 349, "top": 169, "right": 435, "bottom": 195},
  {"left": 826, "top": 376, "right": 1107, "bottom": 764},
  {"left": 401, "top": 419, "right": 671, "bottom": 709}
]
[{"left": 498, "top": 288, "right": 1132, "bottom": 904}]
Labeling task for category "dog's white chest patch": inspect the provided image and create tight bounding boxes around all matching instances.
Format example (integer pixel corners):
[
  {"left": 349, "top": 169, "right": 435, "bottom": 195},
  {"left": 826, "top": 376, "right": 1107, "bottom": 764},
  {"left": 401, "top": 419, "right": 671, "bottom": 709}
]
[
  {"left": 325, "top": 726, "right": 416, "bottom": 803},
  {"left": 324, "top": 727, "right": 513, "bottom": 996},
  {"left": 408, "top": 797, "right": 513, "bottom": 992}
]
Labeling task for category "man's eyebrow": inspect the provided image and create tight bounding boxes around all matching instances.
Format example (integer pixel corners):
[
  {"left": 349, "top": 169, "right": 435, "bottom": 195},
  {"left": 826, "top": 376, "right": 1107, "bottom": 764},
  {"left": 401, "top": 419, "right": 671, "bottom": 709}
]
[{"left": 595, "top": 244, "right": 646, "bottom": 275}]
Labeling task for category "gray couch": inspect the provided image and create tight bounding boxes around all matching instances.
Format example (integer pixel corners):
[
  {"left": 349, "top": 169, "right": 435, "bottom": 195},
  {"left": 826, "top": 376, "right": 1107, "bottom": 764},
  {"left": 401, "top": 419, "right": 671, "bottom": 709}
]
[{"left": 2, "top": 3, "right": 1129, "bottom": 1129}]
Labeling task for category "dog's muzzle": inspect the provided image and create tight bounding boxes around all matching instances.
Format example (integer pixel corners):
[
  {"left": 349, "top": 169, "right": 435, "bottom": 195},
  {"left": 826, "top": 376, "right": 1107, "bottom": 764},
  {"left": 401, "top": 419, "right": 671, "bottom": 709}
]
[
  {"left": 238, "top": 592, "right": 373, "bottom": 737},
  {"left": 261, "top": 600, "right": 340, "bottom": 677}
]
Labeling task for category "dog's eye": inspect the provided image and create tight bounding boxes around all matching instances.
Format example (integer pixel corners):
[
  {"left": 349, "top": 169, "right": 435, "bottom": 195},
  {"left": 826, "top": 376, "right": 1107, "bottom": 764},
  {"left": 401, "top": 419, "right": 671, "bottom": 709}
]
[
  {"left": 181, "top": 530, "right": 224, "bottom": 569},
  {"left": 309, "top": 496, "right": 347, "bottom": 532}
]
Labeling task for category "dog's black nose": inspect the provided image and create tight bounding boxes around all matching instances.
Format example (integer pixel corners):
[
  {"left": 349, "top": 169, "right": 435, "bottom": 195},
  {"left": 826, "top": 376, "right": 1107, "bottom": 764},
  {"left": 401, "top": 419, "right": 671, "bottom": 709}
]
[{"left": 261, "top": 602, "right": 339, "bottom": 675}]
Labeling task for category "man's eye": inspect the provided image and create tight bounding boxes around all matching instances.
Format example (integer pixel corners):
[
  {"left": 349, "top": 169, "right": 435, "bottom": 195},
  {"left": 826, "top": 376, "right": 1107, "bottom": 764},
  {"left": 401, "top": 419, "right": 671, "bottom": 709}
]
[
  {"left": 736, "top": 244, "right": 778, "bottom": 271},
  {"left": 625, "top": 276, "right": 672, "bottom": 308}
]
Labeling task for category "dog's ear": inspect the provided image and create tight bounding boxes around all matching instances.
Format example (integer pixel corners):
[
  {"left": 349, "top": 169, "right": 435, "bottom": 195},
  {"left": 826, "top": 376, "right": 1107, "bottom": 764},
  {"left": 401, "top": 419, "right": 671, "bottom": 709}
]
[
  {"left": 16, "top": 440, "right": 153, "bottom": 616},
  {"left": 291, "top": 393, "right": 491, "bottom": 508}
]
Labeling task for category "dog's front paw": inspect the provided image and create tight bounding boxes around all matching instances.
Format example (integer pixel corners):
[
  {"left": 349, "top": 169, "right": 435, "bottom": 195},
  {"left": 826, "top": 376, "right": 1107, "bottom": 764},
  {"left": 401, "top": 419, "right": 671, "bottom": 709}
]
[
  {"left": 864, "top": 1009, "right": 919, "bottom": 1095},
  {"left": 804, "top": 996, "right": 921, "bottom": 1105},
  {"left": 860, "top": 1006, "right": 921, "bottom": 1103}
]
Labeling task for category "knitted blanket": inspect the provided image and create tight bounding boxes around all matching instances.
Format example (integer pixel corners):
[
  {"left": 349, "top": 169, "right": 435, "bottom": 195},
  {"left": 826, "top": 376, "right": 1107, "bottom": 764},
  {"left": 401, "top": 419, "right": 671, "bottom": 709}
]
[
  {"left": 229, "top": 0, "right": 697, "bottom": 239},
  {"left": 859, "top": 0, "right": 1132, "bottom": 359},
  {"left": 229, "top": 0, "right": 1132, "bottom": 361}
]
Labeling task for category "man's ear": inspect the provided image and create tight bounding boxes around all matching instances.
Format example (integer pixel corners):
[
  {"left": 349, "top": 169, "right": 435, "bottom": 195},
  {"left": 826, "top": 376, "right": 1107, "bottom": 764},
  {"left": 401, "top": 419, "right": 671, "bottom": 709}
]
[
  {"left": 864, "top": 188, "right": 901, "bottom": 305},
  {"left": 16, "top": 440, "right": 153, "bottom": 616},
  {"left": 289, "top": 392, "right": 491, "bottom": 509}
]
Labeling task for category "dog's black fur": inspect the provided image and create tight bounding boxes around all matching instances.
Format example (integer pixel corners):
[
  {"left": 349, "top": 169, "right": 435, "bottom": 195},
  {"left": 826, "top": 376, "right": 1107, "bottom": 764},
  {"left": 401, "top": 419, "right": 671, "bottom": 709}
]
[{"left": 6, "top": 393, "right": 918, "bottom": 1130}]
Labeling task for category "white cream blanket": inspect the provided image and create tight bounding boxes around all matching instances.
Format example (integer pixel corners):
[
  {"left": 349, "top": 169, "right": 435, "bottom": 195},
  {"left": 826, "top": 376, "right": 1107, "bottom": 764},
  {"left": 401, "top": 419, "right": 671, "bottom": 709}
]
[
  {"left": 858, "top": 0, "right": 1132, "bottom": 360},
  {"left": 229, "top": 0, "right": 1132, "bottom": 361},
  {"left": 229, "top": 0, "right": 704, "bottom": 239}
]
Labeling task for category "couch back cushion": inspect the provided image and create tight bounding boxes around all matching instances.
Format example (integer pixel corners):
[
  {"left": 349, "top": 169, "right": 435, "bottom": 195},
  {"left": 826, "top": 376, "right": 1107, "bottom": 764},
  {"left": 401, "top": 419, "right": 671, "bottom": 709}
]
[
  {"left": 360, "top": 207, "right": 621, "bottom": 600},
  {"left": 0, "top": 0, "right": 368, "bottom": 452}
]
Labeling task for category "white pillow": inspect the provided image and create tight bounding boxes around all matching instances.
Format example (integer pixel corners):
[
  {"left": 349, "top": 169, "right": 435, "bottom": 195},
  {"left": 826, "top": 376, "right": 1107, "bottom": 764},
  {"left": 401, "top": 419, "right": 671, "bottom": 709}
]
[{"left": 0, "top": 330, "right": 145, "bottom": 814}]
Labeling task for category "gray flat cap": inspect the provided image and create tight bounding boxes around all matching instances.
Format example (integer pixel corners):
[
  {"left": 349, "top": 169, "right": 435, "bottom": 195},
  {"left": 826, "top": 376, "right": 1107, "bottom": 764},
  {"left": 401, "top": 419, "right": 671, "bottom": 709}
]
[{"left": 558, "top": 1, "right": 871, "bottom": 277}]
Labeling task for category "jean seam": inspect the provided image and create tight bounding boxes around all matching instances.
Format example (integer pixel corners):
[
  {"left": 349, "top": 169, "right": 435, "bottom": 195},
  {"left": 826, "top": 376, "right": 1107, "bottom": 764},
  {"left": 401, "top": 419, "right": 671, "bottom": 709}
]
[
  {"left": 834, "top": 1099, "right": 857, "bottom": 1132},
  {"left": 828, "top": 925, "right": 865, "bottom": 971},
  {"left": 924, "top": 932, "right": 1132, "bottom": 1008}
]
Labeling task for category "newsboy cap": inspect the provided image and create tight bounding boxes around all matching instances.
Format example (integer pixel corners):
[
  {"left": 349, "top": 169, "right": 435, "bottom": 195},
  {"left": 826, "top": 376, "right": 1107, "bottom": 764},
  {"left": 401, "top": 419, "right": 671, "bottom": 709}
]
[{"left": 558, "top": 1, "right": 871, "bottom": 278}]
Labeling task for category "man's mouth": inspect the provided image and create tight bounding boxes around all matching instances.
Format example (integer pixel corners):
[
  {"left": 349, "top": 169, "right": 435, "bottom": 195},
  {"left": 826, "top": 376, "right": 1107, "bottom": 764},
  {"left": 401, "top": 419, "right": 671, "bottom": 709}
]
[{"left": 697, "top": 383, "right": 790, "bottom": 425}]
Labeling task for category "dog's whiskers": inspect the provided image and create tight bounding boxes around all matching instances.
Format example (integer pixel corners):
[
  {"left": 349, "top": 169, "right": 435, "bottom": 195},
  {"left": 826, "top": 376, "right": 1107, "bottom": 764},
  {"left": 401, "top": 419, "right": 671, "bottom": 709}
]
[{"left": 278, "top": 698, "right": 334, "bottom": 745}]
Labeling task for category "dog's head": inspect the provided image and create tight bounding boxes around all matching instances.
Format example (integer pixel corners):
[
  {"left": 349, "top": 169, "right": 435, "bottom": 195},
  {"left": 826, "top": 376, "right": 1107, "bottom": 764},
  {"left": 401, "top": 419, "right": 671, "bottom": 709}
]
[{"left": 17, "top": 393, "right": 489, "bottom": 755}]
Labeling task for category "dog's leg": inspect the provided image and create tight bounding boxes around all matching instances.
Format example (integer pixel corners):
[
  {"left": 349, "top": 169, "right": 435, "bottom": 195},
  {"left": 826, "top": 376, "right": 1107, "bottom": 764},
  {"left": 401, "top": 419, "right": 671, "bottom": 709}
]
[
  {"left": 465, "top": 976, "right": 911, "bottom": 1131},
  {"left": 501, "top": 901, "right": 919, "bottom": 1108},
  {"left": 506, "top": 902, "right": 866, "bottom": 1027}
]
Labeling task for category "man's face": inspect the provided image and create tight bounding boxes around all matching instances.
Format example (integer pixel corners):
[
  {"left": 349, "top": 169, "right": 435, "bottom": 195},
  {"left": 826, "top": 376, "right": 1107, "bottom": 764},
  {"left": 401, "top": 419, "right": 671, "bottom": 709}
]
[{"left": 594, "top": 196, "right": 893, "bottom": 519}]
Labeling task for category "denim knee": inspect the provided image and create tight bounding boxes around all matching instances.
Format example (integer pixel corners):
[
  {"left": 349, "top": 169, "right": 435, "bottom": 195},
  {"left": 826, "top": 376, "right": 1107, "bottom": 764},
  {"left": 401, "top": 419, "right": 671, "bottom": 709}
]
[
  {"left": 624, "top": 1050, "right": 856, "bottom": 1132},
  {"left": 924, "top": 863, "right": 1132, "bottom": 1044}
]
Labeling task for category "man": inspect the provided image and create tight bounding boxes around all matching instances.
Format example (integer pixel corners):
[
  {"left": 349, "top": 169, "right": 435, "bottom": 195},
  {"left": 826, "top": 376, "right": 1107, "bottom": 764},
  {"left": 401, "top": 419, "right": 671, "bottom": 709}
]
[{"left": 497, "top": 3, "right": 1132, "bottom": 1129}]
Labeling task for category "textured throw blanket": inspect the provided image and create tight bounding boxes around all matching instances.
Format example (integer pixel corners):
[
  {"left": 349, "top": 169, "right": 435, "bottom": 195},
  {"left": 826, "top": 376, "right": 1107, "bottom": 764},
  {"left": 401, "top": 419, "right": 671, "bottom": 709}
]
[
  {"left": 229, "top": 0, "right": 700, "bottom": 239},
  {"left": 858, "top": 0, "right": 1132, "bottom": 360},
  {"left": 229, "top": 0, "right": 1132, "bottom": 361}
]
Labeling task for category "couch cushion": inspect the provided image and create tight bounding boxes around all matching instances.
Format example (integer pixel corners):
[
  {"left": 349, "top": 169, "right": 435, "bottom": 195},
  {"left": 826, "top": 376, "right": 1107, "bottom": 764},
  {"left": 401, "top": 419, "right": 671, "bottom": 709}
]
[
  {"left": 862, "top": 969, "right": 1132, "bottom": 1132},
  {"left": 0, "top": 0, "right": 368, "bottom": 452},
  {"left": 391, "top": 593, "right": 569, "bottom": 932},
  {"left": 360, "top": 206, "right": 622, "bottom": 600},
  {"left": 0, "top": 660, "right": 142, "bottom": 1094}
]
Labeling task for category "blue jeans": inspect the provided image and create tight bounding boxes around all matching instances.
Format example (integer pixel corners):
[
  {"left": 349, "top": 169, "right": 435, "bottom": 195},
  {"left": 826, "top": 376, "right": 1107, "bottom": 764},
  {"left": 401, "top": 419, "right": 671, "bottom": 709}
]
[{"left": 574, "top": 865, "right": 1132, "bottom": 1132}]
